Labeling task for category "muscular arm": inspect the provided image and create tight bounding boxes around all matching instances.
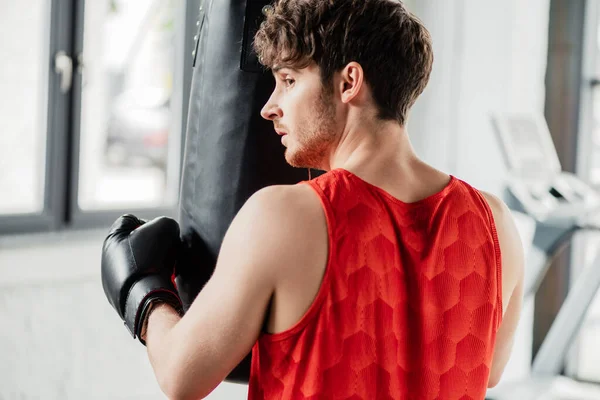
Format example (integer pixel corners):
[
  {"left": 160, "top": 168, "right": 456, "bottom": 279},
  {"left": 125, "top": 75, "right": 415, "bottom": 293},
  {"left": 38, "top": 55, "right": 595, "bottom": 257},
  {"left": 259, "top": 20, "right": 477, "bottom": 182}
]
[
  {"left": 143, "top": 185, "right": 321, "bottom": 399},
  {"left": 481, "top": 192, "right": 525, "bottom": 388}
]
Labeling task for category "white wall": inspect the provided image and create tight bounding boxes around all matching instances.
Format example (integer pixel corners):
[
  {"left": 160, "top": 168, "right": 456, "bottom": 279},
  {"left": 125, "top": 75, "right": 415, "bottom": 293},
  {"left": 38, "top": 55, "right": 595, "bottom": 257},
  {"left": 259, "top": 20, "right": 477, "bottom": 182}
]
[{"left": 409, "top": 0, "right": 550, "bottom": 194}]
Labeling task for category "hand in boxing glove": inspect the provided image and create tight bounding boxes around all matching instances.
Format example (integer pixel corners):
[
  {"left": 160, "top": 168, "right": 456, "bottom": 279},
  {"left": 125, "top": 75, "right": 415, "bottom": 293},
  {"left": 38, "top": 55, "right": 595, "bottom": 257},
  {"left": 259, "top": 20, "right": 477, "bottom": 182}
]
[{"left": 101, "top": 214, "right": 184, "bottom": 345}]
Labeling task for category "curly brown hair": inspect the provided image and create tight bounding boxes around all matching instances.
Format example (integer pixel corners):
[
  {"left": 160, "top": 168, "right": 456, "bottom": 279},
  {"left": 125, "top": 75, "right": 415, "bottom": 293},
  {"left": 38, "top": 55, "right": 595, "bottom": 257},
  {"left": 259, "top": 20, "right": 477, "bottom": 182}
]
[{"left": 254, "top": 0, "right": 433, "bottom": 126}]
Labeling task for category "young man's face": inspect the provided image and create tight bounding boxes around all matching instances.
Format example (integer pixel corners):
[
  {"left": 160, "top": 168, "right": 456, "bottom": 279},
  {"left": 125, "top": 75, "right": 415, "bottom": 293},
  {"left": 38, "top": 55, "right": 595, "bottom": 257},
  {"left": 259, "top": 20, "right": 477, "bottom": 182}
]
[{"left": 261, "top": 63, "right": 339, "bottom": 169}]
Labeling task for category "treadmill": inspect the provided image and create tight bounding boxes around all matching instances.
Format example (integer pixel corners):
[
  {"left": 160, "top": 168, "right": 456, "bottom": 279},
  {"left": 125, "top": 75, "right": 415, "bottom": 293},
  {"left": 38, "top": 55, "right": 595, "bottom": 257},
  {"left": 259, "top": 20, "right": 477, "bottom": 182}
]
[{"left": 485, "top": 113, "right": 600, "bottom": 399}]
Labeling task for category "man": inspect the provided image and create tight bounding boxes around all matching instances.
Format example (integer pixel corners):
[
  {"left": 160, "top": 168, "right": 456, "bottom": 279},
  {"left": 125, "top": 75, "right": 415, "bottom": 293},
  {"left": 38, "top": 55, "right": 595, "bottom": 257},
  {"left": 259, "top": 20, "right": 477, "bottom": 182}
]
[{"left": 101, "top": 0, "right": 524, "bottom": 398}]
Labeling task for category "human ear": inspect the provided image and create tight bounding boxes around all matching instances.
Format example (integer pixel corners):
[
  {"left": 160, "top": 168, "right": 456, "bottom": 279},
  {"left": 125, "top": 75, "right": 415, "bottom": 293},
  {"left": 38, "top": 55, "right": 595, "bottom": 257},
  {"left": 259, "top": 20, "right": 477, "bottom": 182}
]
[{"left": 339, "top": 62, "right": 364, "bottom": 104}]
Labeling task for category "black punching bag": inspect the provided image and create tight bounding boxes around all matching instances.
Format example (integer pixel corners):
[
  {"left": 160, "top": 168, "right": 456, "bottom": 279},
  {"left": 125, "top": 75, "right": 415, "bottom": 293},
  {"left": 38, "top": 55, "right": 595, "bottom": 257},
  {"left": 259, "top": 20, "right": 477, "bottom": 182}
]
[{"left": 176, "top": 0, "right": 314, "bottom": 383}]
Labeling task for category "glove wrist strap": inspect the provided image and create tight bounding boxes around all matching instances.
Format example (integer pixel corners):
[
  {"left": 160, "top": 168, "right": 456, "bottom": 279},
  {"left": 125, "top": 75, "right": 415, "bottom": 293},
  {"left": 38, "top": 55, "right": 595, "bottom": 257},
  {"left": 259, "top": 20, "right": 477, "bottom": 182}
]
[{"left": 123, "top": 274, "right": 183, "bottom": 345}]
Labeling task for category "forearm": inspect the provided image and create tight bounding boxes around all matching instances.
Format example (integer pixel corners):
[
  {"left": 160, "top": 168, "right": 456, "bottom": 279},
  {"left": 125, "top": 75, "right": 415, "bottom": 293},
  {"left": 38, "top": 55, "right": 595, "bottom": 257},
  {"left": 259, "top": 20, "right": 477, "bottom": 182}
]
[
  {"left": 143, "top": 298, "right": 228, "bottom": 400},
  {"left": 143, "top": 303, "right": 182, "bottom": 398}
]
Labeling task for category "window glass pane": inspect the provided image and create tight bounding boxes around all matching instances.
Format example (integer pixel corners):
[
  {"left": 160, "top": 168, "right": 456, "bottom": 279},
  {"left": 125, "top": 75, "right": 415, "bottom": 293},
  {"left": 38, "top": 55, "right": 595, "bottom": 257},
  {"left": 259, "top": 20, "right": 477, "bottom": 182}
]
[
  {"left": 0, "top": 1, "right": 49, "bottom": 215},
  {"left": 78, "top": 0, "right": 183, "bottom": 210}
]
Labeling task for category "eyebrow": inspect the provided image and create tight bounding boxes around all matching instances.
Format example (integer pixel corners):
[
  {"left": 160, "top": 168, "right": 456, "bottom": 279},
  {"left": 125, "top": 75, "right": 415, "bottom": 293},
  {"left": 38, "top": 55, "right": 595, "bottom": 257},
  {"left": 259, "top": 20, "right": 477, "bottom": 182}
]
[{"left": 272, "top": 66, "right": 299, "bottom": 74}]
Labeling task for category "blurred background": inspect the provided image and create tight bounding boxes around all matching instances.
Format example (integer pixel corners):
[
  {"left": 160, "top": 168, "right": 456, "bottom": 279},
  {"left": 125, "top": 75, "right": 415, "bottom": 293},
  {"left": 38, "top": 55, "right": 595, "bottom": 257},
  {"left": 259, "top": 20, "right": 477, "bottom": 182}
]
[{"left": 2, "top": 0, "right": 600, "bottom": 398}]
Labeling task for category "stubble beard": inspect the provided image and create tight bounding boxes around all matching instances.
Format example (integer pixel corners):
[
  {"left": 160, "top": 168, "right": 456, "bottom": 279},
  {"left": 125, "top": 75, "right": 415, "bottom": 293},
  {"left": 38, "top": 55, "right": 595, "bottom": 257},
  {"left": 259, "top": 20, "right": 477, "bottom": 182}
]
[{"left": 285, "top": 88, "right": 338, "bottom": 169}]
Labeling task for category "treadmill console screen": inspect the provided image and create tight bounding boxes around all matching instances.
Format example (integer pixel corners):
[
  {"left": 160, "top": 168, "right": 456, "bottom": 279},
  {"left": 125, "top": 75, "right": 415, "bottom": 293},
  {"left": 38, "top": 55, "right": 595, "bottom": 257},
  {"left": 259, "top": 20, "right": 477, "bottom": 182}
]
[{"left": 491, "top": 114, "right": 562, "bottom": 176}]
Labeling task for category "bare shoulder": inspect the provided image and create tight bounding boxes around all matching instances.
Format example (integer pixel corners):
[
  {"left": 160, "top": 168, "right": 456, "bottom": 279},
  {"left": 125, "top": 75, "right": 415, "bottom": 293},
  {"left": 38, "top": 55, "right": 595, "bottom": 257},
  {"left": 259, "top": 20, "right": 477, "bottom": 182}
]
[
  {"left": 479, "top": 191, "right": 525, "bottom": 311},
  {"left": 479, "top": 191, "right": 521, "bottom": 251},
  {"left": 239, "top": 184, "right": 324, "bottom": 230},
  {"left": 479, "top": 191, "right": 524, "bottom": 268},
  {"left": 234, "top": 184, "right": 330, "bottom": 333},
  {"left": 245, "top": 183, "right": 321, "bottom": 211},
  {"left": 225, "top": 183, "right": 327, "bottom": 277}
]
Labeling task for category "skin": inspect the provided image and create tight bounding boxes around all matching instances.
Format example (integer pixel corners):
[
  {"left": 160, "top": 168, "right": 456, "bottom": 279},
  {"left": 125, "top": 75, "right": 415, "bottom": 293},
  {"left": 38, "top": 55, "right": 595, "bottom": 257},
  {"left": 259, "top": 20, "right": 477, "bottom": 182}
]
[{"left": 142, "top": 62, "right": 524, "bottom": 399}]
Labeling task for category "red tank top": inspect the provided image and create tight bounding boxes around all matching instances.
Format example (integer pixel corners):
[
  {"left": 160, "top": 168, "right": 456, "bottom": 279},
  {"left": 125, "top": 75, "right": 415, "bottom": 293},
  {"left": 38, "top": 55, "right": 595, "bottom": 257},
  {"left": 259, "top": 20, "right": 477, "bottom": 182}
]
[{"left": 248, "top": 169, "right": 502, "bottom": 400}]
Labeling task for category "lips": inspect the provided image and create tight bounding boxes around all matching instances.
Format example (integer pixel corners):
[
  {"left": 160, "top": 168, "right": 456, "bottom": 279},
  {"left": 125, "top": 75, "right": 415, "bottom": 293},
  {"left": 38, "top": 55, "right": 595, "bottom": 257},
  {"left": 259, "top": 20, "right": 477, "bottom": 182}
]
[{"left": 274, "top": 127, "right": 287, "bottom": 136}]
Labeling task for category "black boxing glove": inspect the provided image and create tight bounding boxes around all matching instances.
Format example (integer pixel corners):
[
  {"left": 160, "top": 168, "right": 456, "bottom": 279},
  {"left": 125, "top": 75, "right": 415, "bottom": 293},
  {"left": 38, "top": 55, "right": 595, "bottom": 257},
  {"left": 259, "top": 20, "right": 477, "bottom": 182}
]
[{"left": 101, "top": 214, "right": 184, "bottom": 345}]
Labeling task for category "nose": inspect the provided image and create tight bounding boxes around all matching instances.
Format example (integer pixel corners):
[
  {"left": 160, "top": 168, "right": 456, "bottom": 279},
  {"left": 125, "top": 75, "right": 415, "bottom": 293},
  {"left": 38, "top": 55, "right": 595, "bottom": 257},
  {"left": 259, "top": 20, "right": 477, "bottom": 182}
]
[{"left": 260, "top": 94, "right": 283, "bottom": 121}]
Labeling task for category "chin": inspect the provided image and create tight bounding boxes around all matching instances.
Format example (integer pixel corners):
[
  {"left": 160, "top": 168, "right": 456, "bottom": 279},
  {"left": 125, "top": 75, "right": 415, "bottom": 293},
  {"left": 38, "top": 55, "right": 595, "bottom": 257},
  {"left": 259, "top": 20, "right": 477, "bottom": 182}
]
[
  {"left": 285, "top": 149, "right": 321, "bottom": 169},
  {"left": 284, "top": 150, "right": 303, "bottom": 168}
]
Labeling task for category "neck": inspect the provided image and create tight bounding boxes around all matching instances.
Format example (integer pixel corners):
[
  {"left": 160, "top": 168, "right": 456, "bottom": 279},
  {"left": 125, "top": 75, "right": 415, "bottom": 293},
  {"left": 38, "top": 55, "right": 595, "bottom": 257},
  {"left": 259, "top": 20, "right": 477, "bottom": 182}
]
[
  {"left": 320, "top": 117, "right": 451, "bottom": 204},
  {"left": 325, "top": 118, "right": 419, "bottom": 175}
]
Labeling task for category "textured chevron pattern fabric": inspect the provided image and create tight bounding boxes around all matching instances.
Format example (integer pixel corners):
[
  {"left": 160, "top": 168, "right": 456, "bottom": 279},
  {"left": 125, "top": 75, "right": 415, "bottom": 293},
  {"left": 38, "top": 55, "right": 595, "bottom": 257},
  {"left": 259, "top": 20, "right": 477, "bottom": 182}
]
[{"left": 249, "top": 169, "right": 502, "bottom": 400}]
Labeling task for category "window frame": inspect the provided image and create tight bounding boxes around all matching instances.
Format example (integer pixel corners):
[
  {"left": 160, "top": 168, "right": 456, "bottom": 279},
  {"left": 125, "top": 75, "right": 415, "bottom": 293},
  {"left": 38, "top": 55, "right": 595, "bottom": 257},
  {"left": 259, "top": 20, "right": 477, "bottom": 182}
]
[{"left": 0, "top": 0, "right": 198, "bottom": 235}]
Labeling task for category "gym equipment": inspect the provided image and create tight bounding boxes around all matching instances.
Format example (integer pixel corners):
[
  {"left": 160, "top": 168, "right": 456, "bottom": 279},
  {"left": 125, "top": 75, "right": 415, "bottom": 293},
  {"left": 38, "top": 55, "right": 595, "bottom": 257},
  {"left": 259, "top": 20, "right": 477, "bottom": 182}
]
[
  {"left": 101, "top": 216, "right": 183, "bottom": 345},
  {"left": 486, "top": 113, "right": 600, "bottom": 399},
  {"left": 177, "top": 0, "right": 320, "bottom": 383}
]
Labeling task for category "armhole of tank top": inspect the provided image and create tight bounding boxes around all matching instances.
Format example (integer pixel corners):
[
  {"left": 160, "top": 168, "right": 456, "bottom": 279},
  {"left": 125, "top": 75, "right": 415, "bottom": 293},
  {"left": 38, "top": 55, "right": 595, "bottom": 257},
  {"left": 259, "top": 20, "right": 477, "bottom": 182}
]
[
  {"left": 473, "top": 188, "right": 504, "bottom": 330},
  {"left": 257, "top": 180, "right": 336, "bottom": 343}
]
